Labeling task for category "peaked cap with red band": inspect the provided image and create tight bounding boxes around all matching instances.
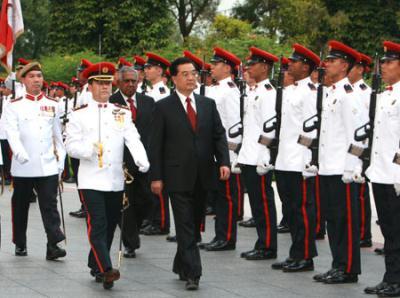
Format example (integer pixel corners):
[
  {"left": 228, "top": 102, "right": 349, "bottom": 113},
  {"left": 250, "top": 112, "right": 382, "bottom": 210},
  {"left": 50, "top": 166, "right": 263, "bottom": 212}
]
[
  {"left": 326, "top": 40, "right": 360, "bottom": 63},
  {"left": 57, "top": 82, "right": 69, "bottom": 90},
  {"left": 382, "top": 41, "right": 400, "bottom": 61},
  {"left": 70, "top": 76, "right": 80, "bottom": 86},
  {"left": 211, "top": 47, "right": 241, "bottom": 68},
  {"left": 50, "top": 81, "right": 58, "bottom": 88},
  {"left": 289, "top": 43, "right": 320, "bottom": 67},
  {"left": 247, "top": 46, "right": 279, "bottom": 66},
  {"left": 117, "top": 57, "right": 133, "bottom": 69},
  {"left": 281, "top": 57, "right": 290, "bottom": 70},
  {"left": 82, "top": 62, "right": 116, "bottom": 81},
  {"left": 78, "top": 59, "right": 93, "bottom": 72},
  {"left": 145, "top": 52, "right": 171, "bottom": 69},
  {"left": 42, "top": 81, "right": 48, "bottom": 89},
  {"left": 183, "top": 50, "right": 211, "bottom": 71},
  {"left": 357, "top": 52, "right": 372, "bottom": 73},
  {"left": 133, "top": 55, "right": 146, "bottom": 70}
]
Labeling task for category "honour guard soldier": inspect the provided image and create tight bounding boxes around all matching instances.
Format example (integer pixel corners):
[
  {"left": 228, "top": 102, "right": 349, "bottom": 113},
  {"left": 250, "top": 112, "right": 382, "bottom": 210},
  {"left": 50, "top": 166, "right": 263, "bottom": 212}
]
[
  {"left": 311, "top": 40, "right": 364, "bottom": 284},
  {"left": 201, "top": 47, "right": 241, "bottom": 251},
  {"left": 144, "top": 52, "right": 171, "bottom": 101},
  {"left": 348, "top": 52, "right": 373, "bottom": 248},
  {"left": 133, "top": 55, "right": 147, "bottom": 94},
  {"left": 109, "top": 66, "right": 155, "bottom": 258},
  {"left": 5, "top": 62, "right": 66, "bottom": 259},
  {"left": 364, "top": 41, "right": 400, "bottom": 297},
  {"left": 65, "top": 62, "right": 150, "bottom": 289},
  {"left": 272, "top": 44, "right": 320, "bottom": 272},
  {"left": 236, "top": 47, "right": 278, "bottom": 260}
]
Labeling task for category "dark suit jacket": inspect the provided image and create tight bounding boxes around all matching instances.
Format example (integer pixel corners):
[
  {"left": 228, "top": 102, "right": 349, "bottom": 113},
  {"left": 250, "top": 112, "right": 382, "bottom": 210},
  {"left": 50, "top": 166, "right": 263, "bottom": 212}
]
[
  {"left": 149, "top": 92, "right": 229, "bottom": 192},
  {"left": 109, "top": 90, "right": 155, "bottom": 173}
]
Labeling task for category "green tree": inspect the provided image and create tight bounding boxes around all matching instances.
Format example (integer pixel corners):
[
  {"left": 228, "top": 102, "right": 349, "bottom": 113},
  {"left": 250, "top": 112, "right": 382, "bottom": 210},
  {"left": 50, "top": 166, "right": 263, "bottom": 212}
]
[{"left": 48, "top": 0, "right": 175, "bottom": 58}]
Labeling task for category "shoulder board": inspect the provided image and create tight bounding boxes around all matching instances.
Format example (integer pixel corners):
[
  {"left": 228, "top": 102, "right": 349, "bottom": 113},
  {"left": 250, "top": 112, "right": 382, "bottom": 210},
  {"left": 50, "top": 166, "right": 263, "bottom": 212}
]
[
  {"left": 227, "top": 81, "right": 236, "bottom": 88},
  {"left": 264, "top": 84, "right": 273, "bottom": 91},
  {"left": 308, "top": 82, "right": 317, "bottom": 91},
  {"left": 359, "top": 83, "right": 367, "bottom": 90},
  {"left": 344, "top": 84, "right": 353, "bottom": 93},
  {"left": 159, "top": 87, "right": 166, "bottom": 94},
  {"left": 73, "top": 104, "right": 88, "bottom": 111},
  {"left": 114, "top": 103, "right": 130, "bottom": 110},
  {"left": 46, "top": 95, "right": 58, "bottom": 102},
  {"left": 10, "top": 96, "right": 22, "bottom": 103}
]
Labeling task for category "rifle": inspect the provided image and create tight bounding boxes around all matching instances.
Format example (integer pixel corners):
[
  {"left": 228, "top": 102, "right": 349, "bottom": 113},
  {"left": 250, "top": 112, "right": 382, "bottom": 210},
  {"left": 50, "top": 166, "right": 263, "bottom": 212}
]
[
  {"left": 141, "top": 78, "right": 147, "bottom": 95},
  {"left": 348, "top": 54, "right": 381, "bottom": 176},
  {"left": 257, "top": 56, "right": 284, "bottom": 166},
  {"left": 297, "top": 51, "right": 325, "bottom": 168},
  {"left": 227, "top": 63, "right": 246, "bottom": 153},
  {"left": 200, "top": 55, "right": 207, "bottom": 96},
  {"left": 73, "top": 89, "right": 78, "bottom": 109}
]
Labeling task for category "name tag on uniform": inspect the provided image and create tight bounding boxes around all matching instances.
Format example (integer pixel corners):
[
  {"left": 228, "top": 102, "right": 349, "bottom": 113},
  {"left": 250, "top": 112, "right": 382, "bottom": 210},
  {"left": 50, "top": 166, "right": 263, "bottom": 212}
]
[{"left": 40, "top": 106, "right": 55, "bottom": 117}]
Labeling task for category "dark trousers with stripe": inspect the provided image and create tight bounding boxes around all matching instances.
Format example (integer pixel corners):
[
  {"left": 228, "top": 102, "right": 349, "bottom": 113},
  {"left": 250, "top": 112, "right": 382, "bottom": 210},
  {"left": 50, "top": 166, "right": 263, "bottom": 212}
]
[
  {"left": 275, "top": 170, "right": 291, "bottom": 227},
  {"left": 275, "top": 171, "right": 317, "bottom": 260},
  {"left": 11, "top": 175, "right": 65, "bottom": 247},
  {"left": 150, "top": 189, "right": 170, "bottom": 232},
  {"left": 214, "top": 173, "right": 238, "bottom": 243},
  {"left": 120, "top": 173, "right": 152, "bottom": 250},
  {"left": 319, "top": 175, "right": 360, "bottom": 274},
  {"left": 371, "top": 183, "right": 400, "bottom": 283},
  {"left": 356, "top": 182, "right": 372, "bottom": 241},
  {"left": 235, "top": 174, "right": 245, "bottom": 221},
  {"left": 80, "top": 190, "right": 122, "bottom": 273},
  {"left": 169, "top": 180, "right": 207, "bottom": 279},
  {"left": 241, "top": 165, "right": 277, "bottom": 251},
  {"left": 315, "top": 175, "right": 326, "bottom": 236}
]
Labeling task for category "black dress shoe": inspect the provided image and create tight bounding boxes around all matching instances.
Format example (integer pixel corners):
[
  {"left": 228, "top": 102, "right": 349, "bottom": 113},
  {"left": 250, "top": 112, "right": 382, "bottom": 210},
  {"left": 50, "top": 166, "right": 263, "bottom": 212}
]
[
  {"left": 205, "top": 206, "right": 215, "bottom": 215},
  {"left": 364, "top": 281, "right": 389, "bottom": 294},
  {"left": 245, "top": 249, "right": 277, "bottom": 260},
  {"left": 46, "top": 243, "right": 66, "bottom": 260},
  {"left": 241, "top": 249, "right": 257, "bottom": 258},
  {"left": 377, "top": 282, "right": 400, "bottom": 297},
  {"left": 69, "top": 208, "right": 86, "bottom": 218},
  {"left": 360, "top": 239, "right": 373, "bottom": 248},
  {"left": 103, "top": 268, "right": 120, "bottom": 290},
  {"left": 123, "top": 247, "right": 136, "bottom": 258},
  {"left": 199, "top": 239, "right": 217, "bottom": 250},
  {"left": 272, "top": 258, "right": 294, "bottom": 270},
  {"left": 375, "top": 247, "right": 385, "bottom": 255},
  {"left": 283, "top": 259, "right": 314, "bottom": 272},
  {"left": 205, "top": 240, "right": 235, "bottom": 251},
  {"left": 315, "top": 232, "right": 325, "bottom": 240},
  {"left": 140, "top": 219, "right": 151, "bottom": 229},
  {"left": 142, "top": 225, "right": 169, "bottom": 235},
  {"left": 15, "top": 245, "right": 27, "bottom": 256},
  {"left": 185, "top": 278, "right": 199, "bottom": 290},
  {"left": 63, "top": 177, "right": 76, "bottom": 183},
  {"left": 277, "top": 224, "right": 290, "bottom": 234},
  {"left": 90, "top": 269, "right": 103, "bottom": 283},
  {"left": 166, "top": 235, "right": 177, "bottom": 242},
  {"left": 324, "top": 270, "right": 358, "bottom": 284},
  {"left": 313, "top": 268, "right": 339, "bottom": 282},
  {"left": 239, "top": 218, "right": 256, "bottom": 228}
]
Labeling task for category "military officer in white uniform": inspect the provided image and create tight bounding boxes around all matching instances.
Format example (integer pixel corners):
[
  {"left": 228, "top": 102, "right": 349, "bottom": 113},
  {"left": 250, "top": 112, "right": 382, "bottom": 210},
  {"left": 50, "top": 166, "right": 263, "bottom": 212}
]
[
  {"left": 5, "top": 62, "right": 66, "bottom": 260},
  {"left": 65, "top": 62, "right": 149, "bottom": 289},
  {"left": 144, "top": 52, "right": 171, "bottom": 102}
]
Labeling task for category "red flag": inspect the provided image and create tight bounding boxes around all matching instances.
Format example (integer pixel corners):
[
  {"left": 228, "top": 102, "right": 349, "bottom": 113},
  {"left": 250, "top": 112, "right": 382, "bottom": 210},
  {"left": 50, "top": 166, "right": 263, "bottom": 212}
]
[{"left": 0, "top": 0, "right": 24, "bottom": 73}]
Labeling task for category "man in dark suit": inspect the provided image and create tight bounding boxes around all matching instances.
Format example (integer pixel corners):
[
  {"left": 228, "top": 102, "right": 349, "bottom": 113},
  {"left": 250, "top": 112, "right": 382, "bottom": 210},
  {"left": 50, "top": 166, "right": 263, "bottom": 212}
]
[
  {"left": 150, "top": 57, "right": 230, "bottom": 291},
  {"left": 109, "top": 66, "right": 155, "bottom": 258}
]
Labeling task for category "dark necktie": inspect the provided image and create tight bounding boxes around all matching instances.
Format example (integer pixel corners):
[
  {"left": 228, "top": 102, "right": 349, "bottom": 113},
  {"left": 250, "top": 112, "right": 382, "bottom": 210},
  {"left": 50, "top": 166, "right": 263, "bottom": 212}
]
[
  {"left": 186, "top": 97, "right": 197, "bottom": 131},
  {"left": 127, "top": 98, "right": 137, "bottom": 121}
]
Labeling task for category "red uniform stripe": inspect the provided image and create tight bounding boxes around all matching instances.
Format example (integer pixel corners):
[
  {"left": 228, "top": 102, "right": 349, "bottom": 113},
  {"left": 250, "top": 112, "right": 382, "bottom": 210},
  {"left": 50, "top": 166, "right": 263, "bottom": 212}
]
[
  {"left": 315, "top": 175, "right": 321, "bottom": 233},
  {"left": 301, "top": 179, "right": 310, "bottom": 259},
  {"left": 345, "top": 184, "right": 353, "bottom": 273},
  {"left": 236, "top": 174, "right": 242, "bottom": 217},
  {"left": 225, "top": 180, "right": 233, "bottom": 241},
  {"left": 158, "top": 193, "right": 166, "bottom": 230},
  {"left": 260, "top": 175, "right": 271, "bottom": 248},
  {"left": 79, "top": 190, "right": 105, "bottom": 273},
  {"left": 359, "top": 183, "right": 366, "bottom": 240}
]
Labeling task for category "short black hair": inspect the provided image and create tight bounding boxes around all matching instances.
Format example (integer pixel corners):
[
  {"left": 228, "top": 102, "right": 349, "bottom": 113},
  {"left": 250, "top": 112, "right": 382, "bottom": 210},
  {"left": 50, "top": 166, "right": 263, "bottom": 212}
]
[{"left": 170, "top": 57, "right": 195, "bottom": 76}]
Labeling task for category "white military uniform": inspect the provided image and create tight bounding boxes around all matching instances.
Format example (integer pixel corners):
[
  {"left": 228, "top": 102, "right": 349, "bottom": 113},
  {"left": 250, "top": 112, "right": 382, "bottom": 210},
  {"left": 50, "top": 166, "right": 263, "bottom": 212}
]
[
  {"left": 0, "top": 95, "right": 10, "bottom": 141},
  {"left": 65, "top": 97, "right": 149, "bottom": 192},
  {"left": 238, "top": 79, "right": 276, "bottom": 166},
  {"left": 318, "top": 77, "right": 364, "bottom": 176},
  {"left": 146, "top": 80, "right": 170, "bottom": 102},
  {"left": 5, "top": 73, "right": 25, "bottom": 98},
  {"left": 275, "top": 77, "right": 316, "bottom": 172},
  {"left": 207, "top": 77, "right": 241, "bottom": 162},
  {"left": 366, "top": 82, "right": 400, "bottom": 184},
  {"left": 5, "top": 92, "right": 66, "bottom": 177},
  {"left": 76, "top": 83, "right": 91, "bottom": 106}
]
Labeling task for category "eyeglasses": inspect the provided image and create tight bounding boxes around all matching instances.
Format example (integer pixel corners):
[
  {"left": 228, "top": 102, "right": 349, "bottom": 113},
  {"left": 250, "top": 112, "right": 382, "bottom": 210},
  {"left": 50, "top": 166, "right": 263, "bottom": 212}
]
[{"left": 178, "top": 70, "right": 199, "bottom": 79}]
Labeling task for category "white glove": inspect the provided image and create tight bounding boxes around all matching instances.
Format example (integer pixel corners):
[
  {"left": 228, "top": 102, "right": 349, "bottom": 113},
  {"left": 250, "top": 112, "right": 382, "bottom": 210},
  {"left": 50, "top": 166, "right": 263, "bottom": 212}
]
[
  {"left": 352, "top": 170, "right": 365, "bottom": 184},
  {"left": 231, "top": 157, "right": 241, "bottom": 174},
  {"left": 256, "top": 147, "right": 274, "bottom": 176},
  {"left": 302, "top": 169, "right": 315, "bottom": 179},
  {"left": 341, "top": 170, "right": 353, "bottom": 184},
  {"left": 304, "top": 163, "right": 318, "bottom": 175},
  {"left": 394, "top": 183, "right": 400, "bottom": 196},
  {"left": 15, "top": 152, "right": 29, "bottom": 164},
  {"left": 137, "top": 160, "right": 150, "bottom": 173}
]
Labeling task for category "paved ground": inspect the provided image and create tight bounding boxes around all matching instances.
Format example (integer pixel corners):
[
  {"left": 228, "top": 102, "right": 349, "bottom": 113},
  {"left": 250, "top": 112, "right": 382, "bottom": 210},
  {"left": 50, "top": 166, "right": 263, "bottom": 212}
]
[{"left": 0, "top": 182, "right": 386, "bottom": 297}]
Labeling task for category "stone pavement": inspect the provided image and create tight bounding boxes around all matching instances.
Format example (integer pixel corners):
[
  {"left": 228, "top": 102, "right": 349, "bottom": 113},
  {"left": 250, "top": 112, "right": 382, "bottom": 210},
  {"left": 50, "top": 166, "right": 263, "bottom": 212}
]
[{"left": 0, "top": 182, "right": 385, "bottom": 297}]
